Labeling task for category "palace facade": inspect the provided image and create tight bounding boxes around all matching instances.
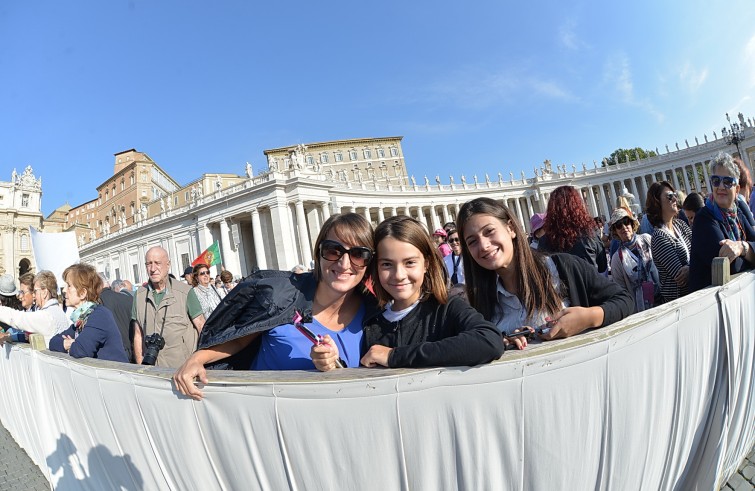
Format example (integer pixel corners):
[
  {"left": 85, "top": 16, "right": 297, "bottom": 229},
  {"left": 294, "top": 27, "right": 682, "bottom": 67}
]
[{"left": 61, "top": 126, "right": 755, "bottom": 281}]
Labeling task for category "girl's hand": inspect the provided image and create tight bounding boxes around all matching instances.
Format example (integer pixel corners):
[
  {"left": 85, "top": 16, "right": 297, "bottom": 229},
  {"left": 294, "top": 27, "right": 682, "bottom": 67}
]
[
  {"left": 310, "top": 334, "right": 341, "bottom": 372},
  {"left": 360, "top": 345, "right": 393, "bottom": 368},
  {"left": 503, "top": 327, "right": 533, "bottom": 350},
  {"left": 539, "top": 307, "right": 603, "bottom": 340}
]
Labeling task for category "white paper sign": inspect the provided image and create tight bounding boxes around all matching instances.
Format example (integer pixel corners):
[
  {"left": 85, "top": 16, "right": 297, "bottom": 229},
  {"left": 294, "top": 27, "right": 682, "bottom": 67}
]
[{"left": 29, "top": 226, "right": 80, "bottom": 286}]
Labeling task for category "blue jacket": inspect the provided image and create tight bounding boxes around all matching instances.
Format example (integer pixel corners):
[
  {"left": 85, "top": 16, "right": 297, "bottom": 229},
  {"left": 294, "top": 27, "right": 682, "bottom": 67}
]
[
  {"left": 49, "top": 305, "right": 129, "bottom": 363},
  {"left": 689, "top": 200, "right": 755, "bottom": 292}
]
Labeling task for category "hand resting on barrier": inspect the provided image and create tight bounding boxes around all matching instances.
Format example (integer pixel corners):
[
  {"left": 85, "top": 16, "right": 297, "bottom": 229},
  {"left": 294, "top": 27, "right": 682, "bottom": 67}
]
[{"left": 538, "top": 306, "right": 604, "bottom": 341}]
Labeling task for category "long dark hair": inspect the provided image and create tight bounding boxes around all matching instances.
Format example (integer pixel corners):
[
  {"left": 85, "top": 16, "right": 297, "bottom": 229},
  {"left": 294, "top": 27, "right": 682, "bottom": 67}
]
[
  {"left": 645, "top": 181, "right": 674, "bottom": 227},
  {"left": 371, "top": 216, "right": 448, "bottom": 308},
  {"left": 456, "top": 198, "right": 562, "bottom": 322},
  {"left": 542, "top": 185, "right": 596, "bottom": 252}
]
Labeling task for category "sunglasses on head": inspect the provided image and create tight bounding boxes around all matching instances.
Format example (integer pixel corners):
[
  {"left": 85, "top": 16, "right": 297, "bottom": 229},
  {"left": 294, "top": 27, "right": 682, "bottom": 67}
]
[
  {"left": 319, "top": 240, "right": 373, "bottom": 266},
  {"left": 664, "top": 192, "right": 678, "bottom": 202},
  {"left": 710, "top": 175, "right": 738, "bottom": 189}
]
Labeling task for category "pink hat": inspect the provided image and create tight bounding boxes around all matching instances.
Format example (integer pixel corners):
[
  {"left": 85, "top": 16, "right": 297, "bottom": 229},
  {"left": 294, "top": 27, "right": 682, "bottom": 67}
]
[
  {"left": 432, "top": 228, "right": 447, "bottom": 237},
  {"left": 530, "top": 213, "right": 546, "bottom": 233}
]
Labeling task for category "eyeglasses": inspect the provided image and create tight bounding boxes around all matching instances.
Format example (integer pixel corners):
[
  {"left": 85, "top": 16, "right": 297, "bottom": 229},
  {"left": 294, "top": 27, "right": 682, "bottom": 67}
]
[
  {"left": 17, "top": 289, "right": 32, "bottom": 296},
  {"left": 448, "top": 238, "right": 460, "bottom": 244},
  {"left": 665, "top": 192, "right": 678, "bottom": 202},
  {"left": 710, "top": 175, "right": 738, "bottom": 190},
  {"left": 319, "top": 240, "right": 373, "bottom": 266},
  {"left": 197, "top": 271, "right": 210, "bottom": 276}
]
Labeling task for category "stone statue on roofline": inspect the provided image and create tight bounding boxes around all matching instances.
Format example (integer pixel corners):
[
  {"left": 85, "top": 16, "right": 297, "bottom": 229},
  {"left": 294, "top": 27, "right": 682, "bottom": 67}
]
[{"left": 245, "top": 162, "right": 253, "bottom": 178}]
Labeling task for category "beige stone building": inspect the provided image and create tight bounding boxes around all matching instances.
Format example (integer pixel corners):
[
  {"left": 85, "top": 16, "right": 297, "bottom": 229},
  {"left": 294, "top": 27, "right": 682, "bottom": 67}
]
[
  {"left": 0, "top": 167, "right": 43, "bottom": 276},
  {"left": 263, "top": 137, "right": 408, "bottom": 185}
]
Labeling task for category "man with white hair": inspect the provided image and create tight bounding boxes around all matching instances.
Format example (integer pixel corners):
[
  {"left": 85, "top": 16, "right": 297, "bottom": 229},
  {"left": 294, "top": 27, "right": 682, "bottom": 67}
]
[{"left": 131, "top": 247, "right": 205, "bottom": 367}]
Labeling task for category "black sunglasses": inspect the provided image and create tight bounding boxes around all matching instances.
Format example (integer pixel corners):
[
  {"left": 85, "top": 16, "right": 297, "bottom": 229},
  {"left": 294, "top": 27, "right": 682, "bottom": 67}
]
[
  {"left": 710, "top": 175, "right": 738, "bottom": 190},
  {"left": 319, "top": 240, "right": 373, "bottom": 266},
  {"left": 613, "top": 218, "right": 634, "bottom": 229},
  {"left": 447, "top": 237, "right": 460, "bottom": 244},
  {"left": 664, "top": 192, "right": 678, "bottom": 202}
]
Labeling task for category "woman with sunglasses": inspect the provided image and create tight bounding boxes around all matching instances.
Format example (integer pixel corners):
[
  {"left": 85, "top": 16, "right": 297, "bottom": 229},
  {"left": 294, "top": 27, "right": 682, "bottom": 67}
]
[
  {"left": 174, "top": 213, "right": 377, "bottom": 400},
  {"left": 645, "top": 181, "right": 692, "bottom": 302},
  {"left": 443, "top": 229, "right": 465, "bottom": 285},
  {"left": 608, "top": 208, "right": 660, "bottom": 312},
  {"left": 688, "top": 152, "right": 755, "bottom": 292},
  {"left": 192, "top": 263, "right": 225, "bottom": 319}
]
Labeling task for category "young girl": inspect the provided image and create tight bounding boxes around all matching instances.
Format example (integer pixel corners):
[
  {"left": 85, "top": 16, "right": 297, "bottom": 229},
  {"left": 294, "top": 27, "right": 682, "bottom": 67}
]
[
  {"left": 312, "top": 216, "right": 504, "bottom": 370},
  {"left": 457, "top": 198, "right": 634, "bottom": 349}
]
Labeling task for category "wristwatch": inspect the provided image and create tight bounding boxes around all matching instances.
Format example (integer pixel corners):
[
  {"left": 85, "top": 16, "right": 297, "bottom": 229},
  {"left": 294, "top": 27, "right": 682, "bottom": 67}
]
[{"left": 742, "top": 241, "right": 751, "bottom": 257}]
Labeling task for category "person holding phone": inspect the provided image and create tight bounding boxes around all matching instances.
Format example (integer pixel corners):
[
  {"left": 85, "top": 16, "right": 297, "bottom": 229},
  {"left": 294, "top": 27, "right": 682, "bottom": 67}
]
[
  {"left": 455, "top": 198, "right": 634, "bottom": 350},
  {"left": 311, "top": 216, "right": 504, "bottom": 370},
  {"left": 173, "top": 213, "right": 377, "bottom": 400}
]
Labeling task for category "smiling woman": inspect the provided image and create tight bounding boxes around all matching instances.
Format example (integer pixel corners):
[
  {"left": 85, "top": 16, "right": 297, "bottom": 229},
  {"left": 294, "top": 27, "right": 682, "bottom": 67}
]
[
  {"left": 688, "top": 152, "right": 755, "bottom": 291},
  {"left": 173, "top": 213, "right": 378, "bottom": 400},
  {"left": 316, "top": 215, "right": 504, "bottom": 370},
  {"left": 457, "top": 197, "right": 634, "bottom": 350}
]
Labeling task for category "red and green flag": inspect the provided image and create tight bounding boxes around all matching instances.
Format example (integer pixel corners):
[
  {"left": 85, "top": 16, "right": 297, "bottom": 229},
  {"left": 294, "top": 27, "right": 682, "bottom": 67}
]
[{"left": 192, "top": 241, "right": 222, "bottom": 267}]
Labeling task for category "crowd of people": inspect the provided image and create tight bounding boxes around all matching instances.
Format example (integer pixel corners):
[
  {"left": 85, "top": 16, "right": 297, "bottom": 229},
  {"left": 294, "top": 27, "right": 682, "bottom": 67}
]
[{"left": 0, "top": 151, "right": 752, "bottom": 400}]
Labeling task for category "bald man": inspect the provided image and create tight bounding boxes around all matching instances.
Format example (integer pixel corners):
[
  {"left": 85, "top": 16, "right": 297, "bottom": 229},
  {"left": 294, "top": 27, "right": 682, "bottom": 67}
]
[{"left": 131, "top": 247, "right": 205, "bottom": 367}]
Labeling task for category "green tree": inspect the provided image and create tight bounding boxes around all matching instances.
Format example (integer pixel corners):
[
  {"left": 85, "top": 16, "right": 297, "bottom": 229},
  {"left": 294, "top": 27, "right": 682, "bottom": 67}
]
[{"left": 602, "top": 147, "right": 658, "bottom": 166}]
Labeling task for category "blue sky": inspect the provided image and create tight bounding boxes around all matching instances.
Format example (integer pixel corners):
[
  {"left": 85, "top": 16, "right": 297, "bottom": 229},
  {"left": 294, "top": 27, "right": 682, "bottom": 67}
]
[{"left": 2, "top": 0, "right": 754, "bottom": 216}]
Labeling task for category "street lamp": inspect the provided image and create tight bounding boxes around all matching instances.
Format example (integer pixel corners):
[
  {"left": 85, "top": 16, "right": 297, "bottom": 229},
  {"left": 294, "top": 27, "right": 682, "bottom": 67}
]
[{"left": 722, "top": 112, "right": 745, "bottom": 157}]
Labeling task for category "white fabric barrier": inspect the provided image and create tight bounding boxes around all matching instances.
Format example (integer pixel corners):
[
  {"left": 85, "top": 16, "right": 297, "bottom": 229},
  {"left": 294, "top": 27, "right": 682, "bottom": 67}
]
[{"left": 0, "top": 272, "right": 753, "bottom": 490}]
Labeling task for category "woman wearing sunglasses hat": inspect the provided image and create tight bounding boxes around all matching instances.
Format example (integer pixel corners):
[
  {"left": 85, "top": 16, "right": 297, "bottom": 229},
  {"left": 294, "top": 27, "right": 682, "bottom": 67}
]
[
  {"left": 688, "top": 152, "right": 755, "bottom": 292},
  {"left": 645, "top": 180, "right": 692, "bottom": 303},
  {"left": 174, "top": 213, "right": 379, "bottom": 400}
]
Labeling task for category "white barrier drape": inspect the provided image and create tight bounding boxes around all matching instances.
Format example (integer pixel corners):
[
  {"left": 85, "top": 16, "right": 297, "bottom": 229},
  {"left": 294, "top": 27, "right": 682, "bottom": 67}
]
[{"left": 0, "top": 272, "right": 753, "bottom": 490}]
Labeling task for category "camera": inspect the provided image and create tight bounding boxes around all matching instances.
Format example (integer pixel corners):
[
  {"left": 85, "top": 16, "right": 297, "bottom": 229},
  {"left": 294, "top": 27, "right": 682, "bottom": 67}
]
[{"left": 141, "top": 333, "right": 166, "bottom": 366}]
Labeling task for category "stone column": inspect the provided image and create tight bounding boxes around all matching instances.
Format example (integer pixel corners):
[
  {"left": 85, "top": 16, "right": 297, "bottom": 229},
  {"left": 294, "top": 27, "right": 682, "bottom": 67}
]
[
  {"left": 587, "top": 186, "right": 598, "bottom": 217},
  {"left": 377, "top": 206, "right": 385, "bottom": 223},
  {"left": 218, "top": 219, "right": 236, "bottom": 273},
  {"left": 671, "top": 167, "right": 681, "bottom": 190},
  {"left": 607, "top": 181, "right": 617, "bottom": 210},
  {"left": 513, "top": 198, "right": 526, "bottom": 232},
  {"left": 440, "top": 205, "right": 450, "bottom": 225},
  {"left": 524, "top": 195, "right": 535, "bottom": 222},
  {"left": 416, "top": 206, "right": 428, "bottom": 229},
  {"left": 295, "top": 200, "right": 313, "bottom": 267},
  {"left": 269, "top": 198, "right": 297, "bottom": 270},
  {"left": 628, "top": 178, "right": 639, "bottom": 205},
  {"left": 390, "top": 206, "right": 397, "bottom": 218},
  {"left": 597, "top": 184, "right": 609, "bottom": 219},
  {"left": 362, "top": 207, "right": 371, "bottom": 223},
  {"left": 681, "top": 165, "right": 691, "bottom": 195},
  {"left": 320, "top": 201, "right": 331, "bottom": 222},
  {"left": 250, "top": 208, "right": 267, "bottom": 270},
  {"left": 701, "top": 161, "right": 711, "bottom": 190},
  {"left": 430, "top": 204, "right": 440, "bottom": 230}
]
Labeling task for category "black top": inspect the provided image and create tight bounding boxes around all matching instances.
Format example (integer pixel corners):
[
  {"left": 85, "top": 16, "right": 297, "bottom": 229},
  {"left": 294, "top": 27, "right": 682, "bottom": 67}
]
[
  {"left": 362, "top": 295, "right": 505, "bottom": 368},
  {"left": 539, "top": 233, "right": 607, "bottom": 273},
  {"left": 550, "top": 253, "right": 636, "bottom": 327},
  {"left": 100, "top": 287, "right": 134, "bottom": 362}
]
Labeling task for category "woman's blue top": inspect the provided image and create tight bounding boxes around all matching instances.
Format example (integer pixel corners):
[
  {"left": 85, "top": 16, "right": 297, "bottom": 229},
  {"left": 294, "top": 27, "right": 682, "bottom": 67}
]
[{"left": 251, "top": 304, "right": 365, "bottom": 370}]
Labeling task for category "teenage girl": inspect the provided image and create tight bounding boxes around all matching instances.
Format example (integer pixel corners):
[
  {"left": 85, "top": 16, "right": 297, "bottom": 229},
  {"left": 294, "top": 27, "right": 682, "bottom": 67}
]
[
  {"left": 312, "top": 215, "right": 504, "bottom": 370},
  {"left": 456, "top": 197, "right": 634, "bottom": 350}
]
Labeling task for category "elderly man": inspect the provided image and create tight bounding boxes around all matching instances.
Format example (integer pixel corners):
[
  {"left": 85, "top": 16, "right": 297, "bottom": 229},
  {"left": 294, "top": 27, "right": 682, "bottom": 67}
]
[{"left": 132, "top": 247, "right": 204, "bottom": 367}]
